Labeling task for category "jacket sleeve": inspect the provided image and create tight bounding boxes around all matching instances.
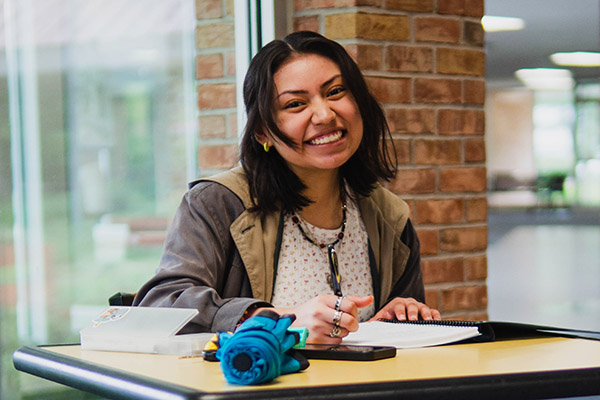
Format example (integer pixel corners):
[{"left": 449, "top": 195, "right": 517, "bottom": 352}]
[
  {"left": 386, "top": 218, "right": 425, "bottom": 304},
  {"left": 132, "top": 181, "right": 270, "bottom": 333}
]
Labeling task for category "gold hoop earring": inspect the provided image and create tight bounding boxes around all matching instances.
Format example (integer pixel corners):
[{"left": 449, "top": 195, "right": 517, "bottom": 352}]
[{"left": 263, "top": 142, "right": 270, "bottom": 153}]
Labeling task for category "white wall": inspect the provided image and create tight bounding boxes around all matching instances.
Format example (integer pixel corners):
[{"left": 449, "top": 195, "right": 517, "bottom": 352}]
[{"left": 485, "top": 88, "right": 537, "bottom": 180}]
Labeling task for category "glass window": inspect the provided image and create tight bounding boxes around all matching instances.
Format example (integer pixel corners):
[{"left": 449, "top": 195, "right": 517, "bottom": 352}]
[
  {"left": 574, "top": 82, "right": 600, "bottom": 206},
  {"left": 532, "top": 90, "right": 576, "bottom": 174},
  {"left": 1, "top": 0, "right": 196, "bottom": 397}
]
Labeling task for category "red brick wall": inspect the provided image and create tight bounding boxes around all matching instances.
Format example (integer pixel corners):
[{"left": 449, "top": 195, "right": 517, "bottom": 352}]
[
  {"left": 196, "top": 0, "right": 239, "bottom": 171},
  {"left": 195, "top": 0, "right": 488, "bottom": 319}
]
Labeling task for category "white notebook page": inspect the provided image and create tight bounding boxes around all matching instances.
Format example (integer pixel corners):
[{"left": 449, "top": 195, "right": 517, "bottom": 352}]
[{"left": 343, "top": 320, "right": 481, "bottom": 348}]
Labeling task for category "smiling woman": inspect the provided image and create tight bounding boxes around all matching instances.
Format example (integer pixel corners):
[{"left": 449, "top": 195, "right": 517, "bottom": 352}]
[
  {"left": 133, "top": 31, "right": 440, "bottom": 344},
  {"left": 239, "top": 32, "right": 398, "bottom": 216},
  {"left": 266, "top": 54, "right": 364, "bottom": 184}
]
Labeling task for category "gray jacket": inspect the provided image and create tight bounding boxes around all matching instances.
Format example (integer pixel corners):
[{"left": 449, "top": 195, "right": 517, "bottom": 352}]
[{"left": 133, "top": 167, "right": 424, "bottom": 333}]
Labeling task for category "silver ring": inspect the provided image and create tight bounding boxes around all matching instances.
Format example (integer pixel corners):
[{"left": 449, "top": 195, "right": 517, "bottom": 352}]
[
  {"left": 329, "top": 324, "right": 341, "bottom": 338},
  {"left": 335, "top": 295, "right": 344, "bottom": 312},
  {"left": 332, "top": 310, "right": 343, "bottom": 325}
]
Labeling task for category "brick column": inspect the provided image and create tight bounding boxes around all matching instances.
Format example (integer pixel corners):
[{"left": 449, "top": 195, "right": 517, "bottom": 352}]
[
  {"left": 294, "top": 0, "right": 488, "bottom": 320},
  {"left": 195, "top": 0, "right": 239, "bottom": 172}
]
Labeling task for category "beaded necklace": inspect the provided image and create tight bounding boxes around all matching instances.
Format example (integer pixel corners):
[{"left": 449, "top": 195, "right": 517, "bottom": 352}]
[{"left": 291, "top": 203, "right": 347, "bottom": 296}]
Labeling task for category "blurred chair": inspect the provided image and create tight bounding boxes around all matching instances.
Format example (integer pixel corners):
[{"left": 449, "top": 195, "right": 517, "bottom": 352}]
[
  {"left": 108, "top": 292, "right": 136, "bottom": 306},
  {"left": 536, "top": 174, "right": 567, "bottom": 208}
]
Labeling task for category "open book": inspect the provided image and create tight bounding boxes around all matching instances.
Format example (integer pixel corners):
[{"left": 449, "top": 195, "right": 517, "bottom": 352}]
[{"left": 343, "top": 319, "right": 600, "bottom": 349}]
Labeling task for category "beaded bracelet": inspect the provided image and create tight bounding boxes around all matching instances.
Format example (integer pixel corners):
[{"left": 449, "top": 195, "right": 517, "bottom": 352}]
[{"left": 237, "top": 303, "right": 260, "bottom": 327}]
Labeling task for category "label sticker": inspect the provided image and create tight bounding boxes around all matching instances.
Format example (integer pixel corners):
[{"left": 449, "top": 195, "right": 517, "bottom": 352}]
[{"left": 92, "top": 307, "right": 130, "bottom": 327}]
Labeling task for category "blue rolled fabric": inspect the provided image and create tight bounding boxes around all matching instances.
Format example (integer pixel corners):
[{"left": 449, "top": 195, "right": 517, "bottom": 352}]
[{"left": 216, "top": 310, "right": 309, "bottom": 385}]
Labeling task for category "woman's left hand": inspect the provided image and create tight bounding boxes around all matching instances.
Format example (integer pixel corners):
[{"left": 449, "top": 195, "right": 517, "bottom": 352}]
[{"left": 369, "top": 297, "right": 441, "bottom": 322}]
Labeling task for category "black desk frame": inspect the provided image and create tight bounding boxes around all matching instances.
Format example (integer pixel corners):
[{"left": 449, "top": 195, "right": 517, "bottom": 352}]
[{"left": 13, "top": 345, "right": 600, "bottom": 400}]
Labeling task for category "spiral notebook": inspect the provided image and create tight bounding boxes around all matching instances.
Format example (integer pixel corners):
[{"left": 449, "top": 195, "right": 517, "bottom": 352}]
[{"left": 343, "top": 319, "right": 600, "bottom": 349}]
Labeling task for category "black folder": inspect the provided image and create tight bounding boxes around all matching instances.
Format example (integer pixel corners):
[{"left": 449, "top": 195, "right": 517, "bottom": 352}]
[{"left": 379, "top": 319, "right": 600, "bottom": 343}]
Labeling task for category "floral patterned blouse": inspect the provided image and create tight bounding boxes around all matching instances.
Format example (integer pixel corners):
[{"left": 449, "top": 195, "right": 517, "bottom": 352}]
[{"left": 271, "top": 198, "right": 375, "bottom": 322}]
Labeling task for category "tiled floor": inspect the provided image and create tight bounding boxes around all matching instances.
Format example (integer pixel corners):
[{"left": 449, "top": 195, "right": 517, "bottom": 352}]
[{"left": 487, "top": 207, "right": 600, "bottom": 332}]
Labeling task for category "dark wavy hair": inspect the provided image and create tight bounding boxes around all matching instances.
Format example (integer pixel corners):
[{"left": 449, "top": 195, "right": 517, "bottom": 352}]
[{"left": 239, "top": 31, "right": 397, "bottom": 215}]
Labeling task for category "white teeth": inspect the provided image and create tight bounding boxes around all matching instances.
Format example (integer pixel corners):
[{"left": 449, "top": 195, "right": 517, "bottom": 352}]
[{"left": 309, "top": 130, "right": 343, "bottom": 145}]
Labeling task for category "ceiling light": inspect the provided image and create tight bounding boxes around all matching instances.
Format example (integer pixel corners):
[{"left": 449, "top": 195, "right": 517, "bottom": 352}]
[
  {"left": 481, "top": 16, "right": 525, "bottom": 33},
  {"left": 515, "top": 68, "right": 574, "bottom": 90},
  {"left": 550, "top": 52, "right": 600, "bottom": 67}
]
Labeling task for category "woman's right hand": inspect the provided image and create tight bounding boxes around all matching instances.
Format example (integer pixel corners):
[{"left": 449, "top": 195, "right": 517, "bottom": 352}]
[{"left": 253, "top": 295, "right": 373, "bottom": 344}]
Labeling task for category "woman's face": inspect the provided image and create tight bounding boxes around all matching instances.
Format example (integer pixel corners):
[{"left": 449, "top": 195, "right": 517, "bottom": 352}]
[{"left": 267, "top": 53, "right": 363, "bottom": 178}]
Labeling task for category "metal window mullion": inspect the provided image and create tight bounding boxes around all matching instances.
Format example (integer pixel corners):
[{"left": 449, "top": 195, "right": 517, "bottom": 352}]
[
  {"left": 4, "top": 0, "right": 48, "bottom": 343},
  {"left": 233, "top": 0, "right": 274, "bottom": 139}
]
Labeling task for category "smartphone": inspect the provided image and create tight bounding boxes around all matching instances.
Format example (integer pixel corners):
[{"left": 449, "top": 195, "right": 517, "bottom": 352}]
[{"left": 297, "top": 344, "right": 396, "bottom": 361}]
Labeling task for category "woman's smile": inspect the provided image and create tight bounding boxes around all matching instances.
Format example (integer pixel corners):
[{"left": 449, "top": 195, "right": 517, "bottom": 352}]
[
  {"left": 268, "top": 53, "right": 364, "bottom": 177},
  {"left": 307, "top": 130, "right": 345, "bottom": 146}
]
